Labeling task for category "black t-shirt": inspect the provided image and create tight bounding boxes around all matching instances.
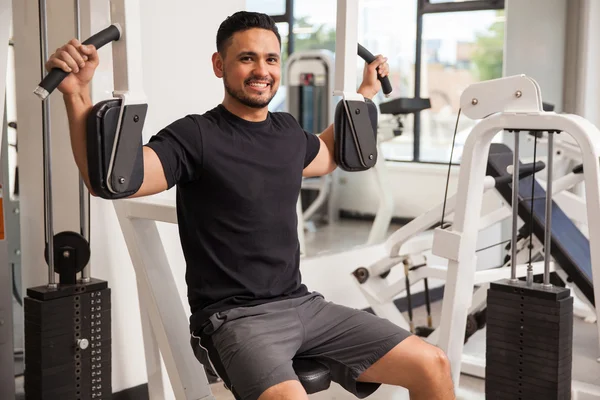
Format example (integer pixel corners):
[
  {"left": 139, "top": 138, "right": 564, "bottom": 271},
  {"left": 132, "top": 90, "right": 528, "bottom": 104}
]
[{"left": 146, "top": 104, "right": 321, "bottom": 333}]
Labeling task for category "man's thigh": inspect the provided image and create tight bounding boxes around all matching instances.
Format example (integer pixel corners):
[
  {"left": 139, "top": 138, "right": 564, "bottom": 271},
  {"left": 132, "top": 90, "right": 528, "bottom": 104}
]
[
  {"left": 297, "top": 295, "right": 412, "bottom": 398},
  {"left": 190, "top": 296, "right": 314, "bottom": 400}
]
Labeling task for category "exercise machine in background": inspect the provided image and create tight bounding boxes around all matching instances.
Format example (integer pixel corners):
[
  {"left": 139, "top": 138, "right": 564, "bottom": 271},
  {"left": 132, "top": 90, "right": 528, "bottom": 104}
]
[
  {"left": 345, "top": 75, "right": 600, "bottom": 398},
  {"left": 286, "top": 49, "right": 337, "bottom": 243},
  {"left": 22, "top": 0, "right": 148, "bottom": 398},
  {"left": 288, "top": 47, "right": 396, "bottom": 255}
]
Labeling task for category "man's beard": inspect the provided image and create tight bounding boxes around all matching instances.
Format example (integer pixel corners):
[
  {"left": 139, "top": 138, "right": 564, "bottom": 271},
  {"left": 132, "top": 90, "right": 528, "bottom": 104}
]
[{"left": 223, "top": 73, "right": 276, "bottom": 109}]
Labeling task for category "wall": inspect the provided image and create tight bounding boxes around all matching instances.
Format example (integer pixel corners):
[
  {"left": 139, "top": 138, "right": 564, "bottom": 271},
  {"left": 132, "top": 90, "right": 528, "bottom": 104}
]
[
  {"left": 504, "top": 0, "right": 568, "bottom": 113},
  {"left": 563, "top": 0, "right": 600, "bottom": 127},
  {"left": 12, "top": 0, "right": 244, "bottom": 396}
]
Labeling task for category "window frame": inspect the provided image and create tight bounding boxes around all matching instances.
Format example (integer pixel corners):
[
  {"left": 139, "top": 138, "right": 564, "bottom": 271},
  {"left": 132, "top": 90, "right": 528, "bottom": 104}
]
[
  {"left": 263, "top": 0, "right": 506, "bottom": 164},
  {"left": 269, "top": 0, "right": 295, "bottom": 56}
]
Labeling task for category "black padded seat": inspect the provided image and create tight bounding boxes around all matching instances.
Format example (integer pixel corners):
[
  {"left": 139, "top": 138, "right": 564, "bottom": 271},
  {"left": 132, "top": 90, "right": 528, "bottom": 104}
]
[
  {"left": 293, "top": 358, "right": 332, "bottom": 394},
  {"left": 230, "top": 358, "right": 331, "bottom": 399}
]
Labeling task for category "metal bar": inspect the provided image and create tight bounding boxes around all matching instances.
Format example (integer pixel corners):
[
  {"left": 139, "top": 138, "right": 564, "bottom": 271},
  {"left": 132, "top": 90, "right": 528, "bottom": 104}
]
[
  {"left": 413, "top": 5, "right": 424, "bottom": 161},
  {"left": 271, "top": 0, "right": 294, "bottom": 55},
  {"left": 74, "top": 0, "right": 91, "bottom": 283},
  {"left": 287, "top": 0, "right": 294, "bottom": 55},
  {"left": 543, "top": 132, "right": 554, "bottom": 287},
  {"left": 38, "top": 0, "right": 56, "bottom": 288},
  {"left": 421, "top": 0, "right": 504, "bottom": 14},
  {"left": 333, "top": 0, "right": 359, "bottom": 97},
  {"left": 510, "top": 132, "right": 519, "bottom": 281}
]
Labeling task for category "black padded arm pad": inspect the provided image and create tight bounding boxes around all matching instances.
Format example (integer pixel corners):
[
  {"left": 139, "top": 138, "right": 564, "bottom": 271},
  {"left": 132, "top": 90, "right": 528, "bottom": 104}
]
[
  {"left": 334, "top": 97, "right": 378, "bottom": 172},
  {"left": 86, "top": 99, "right": 144, "bottom": 199}
]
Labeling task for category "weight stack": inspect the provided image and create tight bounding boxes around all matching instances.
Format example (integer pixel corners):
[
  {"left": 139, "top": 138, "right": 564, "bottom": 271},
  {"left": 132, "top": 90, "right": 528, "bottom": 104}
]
[
  {"left": 23, "top": 279, "right": 112, "bottom": 400},
  {"left": 485, "top": 279, "right": 573, "bottom": 400}
]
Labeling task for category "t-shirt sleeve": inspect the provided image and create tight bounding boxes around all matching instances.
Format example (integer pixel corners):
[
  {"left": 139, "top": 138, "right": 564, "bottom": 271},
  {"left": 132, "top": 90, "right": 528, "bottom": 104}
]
[
  {"left": 303, "top": 130, "right": 321, "bottom": 168},
  {"left": 145, "top": 115, "right": 203, "bottom": 189}
]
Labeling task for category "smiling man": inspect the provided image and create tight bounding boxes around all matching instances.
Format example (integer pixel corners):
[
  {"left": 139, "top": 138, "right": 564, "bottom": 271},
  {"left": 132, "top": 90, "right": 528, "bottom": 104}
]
[{"left": 46, "top": 10, "right": 455, "bottom": 400}]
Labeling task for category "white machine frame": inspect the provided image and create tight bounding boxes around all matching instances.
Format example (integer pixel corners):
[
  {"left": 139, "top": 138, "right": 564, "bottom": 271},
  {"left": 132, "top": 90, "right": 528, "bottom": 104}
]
[
  {"left": 114, "top": 198, "right": 214, "bottom": 400},
  {"left": 433, "top": 76, "right": 600, "bottom": 386},
  {"left": 347, "top": 75, "right": 600, "bottom": 398}
]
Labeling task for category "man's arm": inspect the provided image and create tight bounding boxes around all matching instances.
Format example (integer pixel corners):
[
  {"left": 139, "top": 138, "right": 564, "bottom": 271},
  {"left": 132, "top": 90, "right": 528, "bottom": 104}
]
[
  {"left": 49, "top": 38, "right": 168, "bottom": 198},
  {"left": 302, "top": 54, "right": 390, "bottom": 178}
]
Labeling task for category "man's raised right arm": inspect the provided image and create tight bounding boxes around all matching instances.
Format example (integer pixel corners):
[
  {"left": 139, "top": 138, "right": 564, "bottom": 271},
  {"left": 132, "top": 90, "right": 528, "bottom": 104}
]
[{"left": 47, "top": 38, "right": 167, "bottom": 198}]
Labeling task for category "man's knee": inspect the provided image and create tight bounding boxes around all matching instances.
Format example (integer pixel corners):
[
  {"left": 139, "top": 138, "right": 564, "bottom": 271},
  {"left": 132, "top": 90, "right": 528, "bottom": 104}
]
[
  {"left": 418, "top": 344, "right": 452, "bottom": 383},
  {"left": 257, "top": 380, "right": 309, "bottom": 400}
]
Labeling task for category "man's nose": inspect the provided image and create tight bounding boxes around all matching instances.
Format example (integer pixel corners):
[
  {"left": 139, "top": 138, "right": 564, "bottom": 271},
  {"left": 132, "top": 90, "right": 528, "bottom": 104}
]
[{"left": 254, "top": 60, "right": 269, "bottom": 77}]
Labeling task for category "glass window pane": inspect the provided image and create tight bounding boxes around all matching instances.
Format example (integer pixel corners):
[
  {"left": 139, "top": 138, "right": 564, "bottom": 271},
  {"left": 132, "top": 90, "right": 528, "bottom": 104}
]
[
  {"left": 246, "top": 0, "right": 287, "bottom": 16},
  {"left": 269, "top": 22, "right": 289, "bottom": 113},
  {"left": 358, "top": 0, "right": 418, "bottom": 162},
  {"left": 293, "top": 0, "right": 337, "bottom": 53},
  {"left": 420, "top": 9, "right": 505, "bottom": 163}
]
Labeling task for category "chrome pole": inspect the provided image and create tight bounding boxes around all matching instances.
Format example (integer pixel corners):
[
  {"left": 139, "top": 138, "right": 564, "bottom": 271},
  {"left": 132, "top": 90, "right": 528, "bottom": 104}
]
[{"left": 38, "top": 0, "right": 56, "bottom": 289}]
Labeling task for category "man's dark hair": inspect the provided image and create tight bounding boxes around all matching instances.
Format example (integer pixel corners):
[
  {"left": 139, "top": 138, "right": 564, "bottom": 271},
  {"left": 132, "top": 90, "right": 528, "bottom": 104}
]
[{"left": 216, "top": 11, "right": 281, "bottom": 55}]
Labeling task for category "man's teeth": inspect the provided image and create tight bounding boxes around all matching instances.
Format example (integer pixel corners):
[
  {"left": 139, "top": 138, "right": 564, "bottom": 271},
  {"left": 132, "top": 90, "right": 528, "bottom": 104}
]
[{"left": 248, "top": 82, "right": 268, "bottom": 87}]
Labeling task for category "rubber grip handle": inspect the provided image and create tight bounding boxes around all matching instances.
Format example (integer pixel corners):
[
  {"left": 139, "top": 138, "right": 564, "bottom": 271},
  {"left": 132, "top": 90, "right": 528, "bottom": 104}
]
[
  {"left": 34, "top": 24, "right": 122, "bottom": 100},
  {"left": 357, "top": 43, "right": 392, "bottom": 97},
  {"left": 494, "top": 161, "right": 546, "bottom": 187}
]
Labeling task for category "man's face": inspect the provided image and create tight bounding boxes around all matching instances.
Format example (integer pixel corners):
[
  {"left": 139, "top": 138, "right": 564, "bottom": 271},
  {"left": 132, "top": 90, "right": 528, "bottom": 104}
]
[{"left": 214, "top": 28, "right": 281, "bottom": 109}]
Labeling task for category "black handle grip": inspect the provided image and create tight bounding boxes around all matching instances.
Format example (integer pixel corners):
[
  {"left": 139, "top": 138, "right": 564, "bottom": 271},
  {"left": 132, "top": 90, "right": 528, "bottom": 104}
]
[
  {"left": 34, "top": 24, "right": 122, "bottom": 100},
  {"left": 357, "top": 43, "right": 393, "bottom": 97},
  {"left": 494, "top": 161, "right": 546, "bottom": 187}
]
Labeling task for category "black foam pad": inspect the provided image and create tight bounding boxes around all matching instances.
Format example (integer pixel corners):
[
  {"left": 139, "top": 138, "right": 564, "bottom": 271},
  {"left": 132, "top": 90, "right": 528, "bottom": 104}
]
[
  {"left": 334, "top": 98, "right": 378, "bottom": 172},
  {"left": 293, "top": 358, "right": 331, "bottom": 394},
  {"left": 86, "top": 99, "right": 144, "bottom": 199}
]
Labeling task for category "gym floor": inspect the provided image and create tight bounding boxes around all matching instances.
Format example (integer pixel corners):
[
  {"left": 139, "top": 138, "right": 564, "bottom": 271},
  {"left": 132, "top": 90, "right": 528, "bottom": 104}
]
[{"left": 12, "top": 218, "right": 600, "bottom": 399}]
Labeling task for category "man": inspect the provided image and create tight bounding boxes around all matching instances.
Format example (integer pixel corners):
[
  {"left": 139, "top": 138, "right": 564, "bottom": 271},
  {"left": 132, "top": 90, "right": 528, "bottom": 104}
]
[{"left": 46, "top": 10, "right": 455, "bottom": 400}]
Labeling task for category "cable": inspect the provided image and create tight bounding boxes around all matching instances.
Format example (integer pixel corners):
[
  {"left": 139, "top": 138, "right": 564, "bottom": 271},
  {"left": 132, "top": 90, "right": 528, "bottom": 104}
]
[
  {"left": 13, "top": 264, "right": 23, "bottom": 306},
  {"left": 476, "top": 239, "right": 512, "bottom": 254},
  {"left": 440, "top": 108, "right": 462, "bottom": 229}
]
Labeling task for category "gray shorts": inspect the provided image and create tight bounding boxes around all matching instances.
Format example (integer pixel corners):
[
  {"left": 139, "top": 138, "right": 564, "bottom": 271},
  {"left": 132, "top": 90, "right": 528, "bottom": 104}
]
[{"left": 190, "top": 292, "right": 411, "bottom": 400}]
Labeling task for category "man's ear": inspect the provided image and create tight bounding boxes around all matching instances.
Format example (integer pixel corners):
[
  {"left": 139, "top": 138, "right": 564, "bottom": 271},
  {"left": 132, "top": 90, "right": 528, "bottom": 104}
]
[{"left": 212, "top": 52, "right": 224, "bottom": 78}]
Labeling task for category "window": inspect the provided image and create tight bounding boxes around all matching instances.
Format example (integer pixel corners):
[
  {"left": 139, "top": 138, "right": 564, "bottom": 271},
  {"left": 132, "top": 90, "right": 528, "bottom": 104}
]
[
  {"left": 249, "top": 0, "right": 505, "bottom": 164},
  {"left": 358, "top": 0, "right": 418, "bottom": 162},
  {"left": 412, "top": 0, "right": 505, "bottom": 163},
  {"left": 293, "top": 0, "right": 337, "bottom": 54},
  {"left": 419, "top": 9, "right": 505, "bottom": 163},
  {"left": 246, "top": 0, "right": 287, "bottom": 16}
]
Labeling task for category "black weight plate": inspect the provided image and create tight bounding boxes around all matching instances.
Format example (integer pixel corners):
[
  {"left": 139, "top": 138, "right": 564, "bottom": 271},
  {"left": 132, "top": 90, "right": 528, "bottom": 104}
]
[
  {"left": 486, "top": 341, "right": 572, "bottom": 363},
  {"left": 25, "top": 340, "right": 112, "bottom": 370},
  {"left": 25, "top": 309, "right": 111, "bottom": 339},
  {"left": 487, "top": 356, "right": 572, "bottom": 383},
  {"left": 489, "top": 303, "right": 572, "bottom": 323},
  {"left": 24, "top": 359, "right": 111, "bottom": 391},
  {"left": 487, "top": 290, "right": 573, "bottom": 308},
  {"left": 489, "top": 280, "right": 571, "bottom": 301},
  {"left": 486, "top": 332, "right": 572, "bottom": 356},
  {"left": 486, "top": 363, "right": 571, "bottom": 388},
  {"left": 44, "top": 231, "right": 90, "bottom": 275},
  {"left": 24, "top": 384, "right": 112, "bottom": 400},
  {"left": 485, "top": 375, "right": 571, "bottom": 400},
  {"left": 486, "top": 312, "right": 573, "bottom": 336},
  {"left": 486, "top": 346, "right": 572, "bottom": 373},
  {"left": 25, "top": 289, "right": 110, "bottom": 316},
  {"left": 487, "top": 290, "right": 574, "bottom": 315}
]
